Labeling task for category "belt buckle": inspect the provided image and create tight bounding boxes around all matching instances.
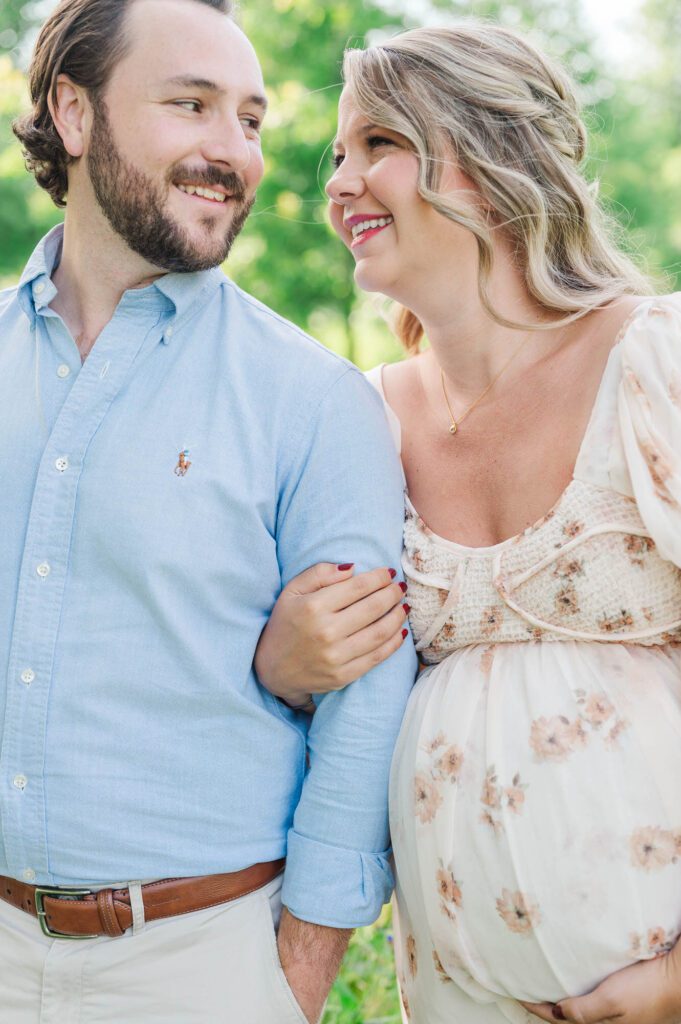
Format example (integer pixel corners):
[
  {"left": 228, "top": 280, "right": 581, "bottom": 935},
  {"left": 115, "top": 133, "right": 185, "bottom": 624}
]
[{"left": 34, "top": 886, "right": 98, "bottom": 939}]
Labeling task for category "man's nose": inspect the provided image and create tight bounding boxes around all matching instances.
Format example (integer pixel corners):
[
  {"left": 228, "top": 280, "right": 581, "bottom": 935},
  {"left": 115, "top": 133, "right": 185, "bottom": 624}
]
[{"left": 200, "top": 118, "right": 251, "bottom": 173}]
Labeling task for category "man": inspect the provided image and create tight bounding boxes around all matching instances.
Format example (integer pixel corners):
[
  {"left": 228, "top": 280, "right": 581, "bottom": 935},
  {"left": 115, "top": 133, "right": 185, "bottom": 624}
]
[{"left": 0, "top": 0, "right": 416, "bottom": 1020}]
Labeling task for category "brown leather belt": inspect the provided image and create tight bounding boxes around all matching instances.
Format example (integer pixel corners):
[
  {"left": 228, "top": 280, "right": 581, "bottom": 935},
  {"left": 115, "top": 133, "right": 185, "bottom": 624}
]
[{"left": 0, "top": 859, "right": 285, "bottom": 939}]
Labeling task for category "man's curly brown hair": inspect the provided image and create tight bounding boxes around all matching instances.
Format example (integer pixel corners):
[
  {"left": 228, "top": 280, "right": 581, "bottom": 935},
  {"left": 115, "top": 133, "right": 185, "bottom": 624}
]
[{"left": 13, "top": 0, "right": 234, "bottom": 208}]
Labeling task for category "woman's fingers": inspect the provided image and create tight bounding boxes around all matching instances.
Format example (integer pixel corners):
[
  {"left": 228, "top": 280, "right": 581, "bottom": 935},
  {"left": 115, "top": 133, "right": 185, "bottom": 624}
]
[
  {"left": 283, "top": 561, "right": 356, "bottom": 597},
  {"left": 520, "top": 1002, "right": 563, "bottom": 1022},
  {"left": 302, "top": 565, "right": 403, "bottom": 617},
  {"left": 331, "top": 579, "right": 407, "bottom": 637},
  {"left": 329, "top": 624, "right": 410, "bottom": 686},
  {"left": 338, "top": 597, "right": 409, "bottom": 662}
]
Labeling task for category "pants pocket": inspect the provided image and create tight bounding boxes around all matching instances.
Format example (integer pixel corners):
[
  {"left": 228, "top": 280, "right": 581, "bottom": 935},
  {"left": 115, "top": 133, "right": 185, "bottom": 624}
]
[{"left": 259, "top": 893, "right": 311, "bottom": 1024}]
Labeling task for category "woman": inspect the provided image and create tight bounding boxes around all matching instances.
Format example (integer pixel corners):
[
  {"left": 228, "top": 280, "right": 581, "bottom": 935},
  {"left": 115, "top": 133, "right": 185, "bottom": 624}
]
[{"left": 256, "top": 21, "right": 681, "bottom": 1024}]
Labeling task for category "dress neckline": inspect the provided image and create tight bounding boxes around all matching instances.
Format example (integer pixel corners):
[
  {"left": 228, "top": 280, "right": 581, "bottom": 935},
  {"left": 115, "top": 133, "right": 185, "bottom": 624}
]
[{"left": 373, "top": 300, "right": 654, "bottom": 555}]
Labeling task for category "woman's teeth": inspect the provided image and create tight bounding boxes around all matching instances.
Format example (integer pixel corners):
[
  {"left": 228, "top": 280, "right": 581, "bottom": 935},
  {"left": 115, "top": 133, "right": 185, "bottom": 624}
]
[
  {"left": 177, "top": 184, "right": 227, "bottom": 203},
  {"left": 351, "top": 216, "right": 394, "bottom": 238}
]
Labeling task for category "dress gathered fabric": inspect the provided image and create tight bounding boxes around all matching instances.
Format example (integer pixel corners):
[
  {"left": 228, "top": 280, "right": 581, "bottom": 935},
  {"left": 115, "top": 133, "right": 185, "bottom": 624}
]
[{"left": 366, "top": 296, "right": 681, "bottom": 1024}]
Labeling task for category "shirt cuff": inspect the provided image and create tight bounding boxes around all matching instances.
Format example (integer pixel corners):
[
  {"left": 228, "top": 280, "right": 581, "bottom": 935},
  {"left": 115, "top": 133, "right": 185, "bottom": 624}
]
[{"left": 280, "top": 829, "right": 394, "bottom": 928}]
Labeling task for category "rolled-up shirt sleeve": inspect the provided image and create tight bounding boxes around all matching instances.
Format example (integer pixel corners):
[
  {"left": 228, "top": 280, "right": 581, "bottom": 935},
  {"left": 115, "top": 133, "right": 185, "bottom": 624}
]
[{"left": 276, "top": 367, "right": 418, "bottom": 927}]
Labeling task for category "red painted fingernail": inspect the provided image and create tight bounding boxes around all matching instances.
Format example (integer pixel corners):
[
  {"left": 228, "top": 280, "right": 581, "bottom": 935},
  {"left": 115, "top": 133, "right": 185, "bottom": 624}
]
[
  {"left": 403, "top": 604, "right": 411, "bottom": 615},
  {"left": 401, "top": 628, "right": 408, "bottom": 639},
  {"left": 337, "top": 563, "right": 354, "bottom": 571},
  {"left": 388, "top": 568, "right": 397, "bottom": 579},
  {"left": 399, "top": 582, "right": 408, "bottom": 593},
  {"left": 552, "top": 1008, "right": 566, "bottom": 1021}
]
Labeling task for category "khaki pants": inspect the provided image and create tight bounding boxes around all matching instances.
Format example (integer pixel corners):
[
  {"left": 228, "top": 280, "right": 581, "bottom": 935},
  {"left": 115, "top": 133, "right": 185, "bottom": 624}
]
[{"left": 0, "top": 875, "right": 309, "bottom": 1023}]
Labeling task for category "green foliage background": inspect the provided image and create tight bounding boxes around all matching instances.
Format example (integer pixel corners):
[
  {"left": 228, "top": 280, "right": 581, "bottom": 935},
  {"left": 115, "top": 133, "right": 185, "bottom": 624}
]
[{"left": 1, "top": 0, "right": 680, "bottom": 1019}]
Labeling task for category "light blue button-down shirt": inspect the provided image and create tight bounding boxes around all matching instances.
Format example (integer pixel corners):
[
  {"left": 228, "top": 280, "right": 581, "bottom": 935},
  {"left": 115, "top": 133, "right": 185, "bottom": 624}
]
[{"left": 0, "top": 225, "right": 416, "bottom": 927}]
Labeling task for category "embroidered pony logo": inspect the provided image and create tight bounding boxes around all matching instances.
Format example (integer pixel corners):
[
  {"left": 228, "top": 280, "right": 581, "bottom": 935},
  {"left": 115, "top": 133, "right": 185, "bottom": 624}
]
[{"left": 174, "top": 450, "right": 192, "bottom": 477}]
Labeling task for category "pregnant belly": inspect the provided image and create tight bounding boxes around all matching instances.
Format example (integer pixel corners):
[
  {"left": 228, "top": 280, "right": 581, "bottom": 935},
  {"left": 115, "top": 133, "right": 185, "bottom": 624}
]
[{"left": 389, "top": 640, "right": 681, "bottom": 1004}]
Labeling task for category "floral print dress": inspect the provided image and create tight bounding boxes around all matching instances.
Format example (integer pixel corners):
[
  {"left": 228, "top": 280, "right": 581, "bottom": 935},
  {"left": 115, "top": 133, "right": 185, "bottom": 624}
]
[{"left": 366, "top": 297, "right": 681, "bottom": 1024}]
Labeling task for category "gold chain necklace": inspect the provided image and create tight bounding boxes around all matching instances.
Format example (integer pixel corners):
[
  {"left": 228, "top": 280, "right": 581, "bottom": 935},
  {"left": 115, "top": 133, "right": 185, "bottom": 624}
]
[{"left": 440, "top": 333, "right": 535, "bottom": 436}]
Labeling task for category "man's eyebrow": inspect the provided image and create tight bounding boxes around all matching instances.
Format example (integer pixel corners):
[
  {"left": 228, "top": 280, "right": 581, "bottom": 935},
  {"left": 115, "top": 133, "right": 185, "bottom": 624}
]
[{"left": 163, "top": 76, "right": 268, "bottom": 111}]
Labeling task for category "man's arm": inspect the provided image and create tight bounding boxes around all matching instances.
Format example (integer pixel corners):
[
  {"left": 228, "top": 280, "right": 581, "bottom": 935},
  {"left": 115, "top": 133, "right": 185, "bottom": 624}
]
[
  {"left": 277, "top": 909, "right": 351, "bottom": 1023},
  {"left": 275, "top": 366, "right": 418, "bottom": 1015}
]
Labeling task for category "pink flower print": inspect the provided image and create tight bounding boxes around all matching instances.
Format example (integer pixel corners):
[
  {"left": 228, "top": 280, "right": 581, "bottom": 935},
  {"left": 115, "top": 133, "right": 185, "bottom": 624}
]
[
  {"left": 624, "top": 368, "right": 648, "bottom": 400},
  {"left": 571, "top": 718, "right": 589, "bottom": 748},
  {"left": 410, "top": 548, "right": 426, "bottom": 573},
  {"left": 436, "top": 744, "right": 464, "bottom": 782},
  {"left": 630, "top": 826, "right": 677, "bottom": 870},
  {"left": 640, "top": 440, "right": 675, "bottom": 505},
  {"left": 598, "top": 609, "right": 635, "bottom": 633},
  {"left": 647, "top": 927, "right": 667, "bottom": 951},
  {"left": 414, "top": 773, "right": 443, "bottom": 824},
  {"left": 553, "top": 556, "right": 584, "bottom": 580},
  {"left": 630, "top": 927, "right": 677, "bottom": 959},
  {"left": 424, "top": 733, "right": 447, "bottom": 755},
  {"left": 480, "top": 646, "right": 496, "bottom": 675},
  {"left": 562, "top": 520, "right": 584, "bottom": 539},
  {"left": 582, "top": 693, "right": 616, "bottom": 728},
  {"left": 624, "top": 534, "right": 656, "bottom": 567},
  {"left": 530, "top": 715, "right": 585, "bottom": 763},
  {"left": 480, "top": 809, "right": 504, "bottom": 835},
  {"left": 399, "top": 976, "right": 412, "bottom": 1020},
  {"left": 505, "top": 774, "right": 527, "bottom": 815},
  {"left": 406, "top": 933, "right": 418, "bottom": 978},
  {"left": 604, "top": 717, "right": 629, "bottom": 749},
  {"left": 441, "top": 620, "right": 457, "bottom": 642},
  {"left": 432, "top": 949, "right": 451, "bottom": 982},
  {"left": 480, "top": 606, "right": 504, "bottom": 639},
  {"left": 481, "top": 767, "right": 502, "bottom": 810},
  {"left": 669, "top": 371, "right": 681, "bottom": 409},
  {"left": 496, "top": 889, "right": 541, "bottom": 935},
  {"left": 555, "top": 582, "right": 580, "bottom": 616},
  {"left": 436, "top": 864, "right": 463, "bottom": 908}
]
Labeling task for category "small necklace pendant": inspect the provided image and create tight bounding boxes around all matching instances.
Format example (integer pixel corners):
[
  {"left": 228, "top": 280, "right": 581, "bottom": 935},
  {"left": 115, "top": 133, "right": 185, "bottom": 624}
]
[{"left": 449, "top": 422, "right": 458, "bottom": 435}]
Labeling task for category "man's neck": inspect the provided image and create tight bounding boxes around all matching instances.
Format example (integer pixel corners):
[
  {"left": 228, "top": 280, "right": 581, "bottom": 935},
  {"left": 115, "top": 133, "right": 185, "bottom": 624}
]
[{"left": 50, "top": 207, "right": 166, "bottom": 361}]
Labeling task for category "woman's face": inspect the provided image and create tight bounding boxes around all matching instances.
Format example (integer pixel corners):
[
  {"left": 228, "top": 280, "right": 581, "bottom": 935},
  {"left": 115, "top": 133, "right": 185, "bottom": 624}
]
[{"left": 326, "top": 88, "right": 477, "bottom": 303}]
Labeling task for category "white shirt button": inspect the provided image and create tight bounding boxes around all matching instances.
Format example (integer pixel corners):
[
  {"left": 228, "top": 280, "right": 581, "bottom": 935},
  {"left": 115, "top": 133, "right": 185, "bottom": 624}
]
[
  {"left": 20, "top": 669, "right": 35, "bottom": 685},
  {"left": 13, "top": 775, "right": 27, "bottom": 791},
  {"left": 36, "top": 563, "right": 51, "bottom": 578},
  {"left": 34, "top": 282, "right": 45, "bottom": 295},
  {"left": 165, "top": 326, "right": 174, "bottom": 338},
  {"left": 57, "top": 364, "right": 71, "bottom": 379},
  {"left": 55, "top": 456, "right": 69, "bottom": 473},
  {"left": 22, "top": 868, "right": 36, "bottom": 882}
]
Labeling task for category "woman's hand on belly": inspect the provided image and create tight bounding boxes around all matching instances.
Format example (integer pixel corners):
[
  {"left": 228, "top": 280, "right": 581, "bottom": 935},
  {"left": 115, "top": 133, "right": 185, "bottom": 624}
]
[{"left": 521, "top": 936, "right": 681, "bottom": 1023}]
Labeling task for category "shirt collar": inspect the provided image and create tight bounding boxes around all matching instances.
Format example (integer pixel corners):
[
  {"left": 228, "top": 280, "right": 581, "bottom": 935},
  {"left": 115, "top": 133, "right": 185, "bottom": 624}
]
[{"left": 17, "top": 224, "right": 225, "bottom": 340}]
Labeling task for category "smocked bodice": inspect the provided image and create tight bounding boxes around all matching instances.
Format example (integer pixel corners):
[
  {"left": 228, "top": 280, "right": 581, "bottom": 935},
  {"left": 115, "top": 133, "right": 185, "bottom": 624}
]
[{"left": 367, "top": 297, "right": 681, "bottom": 665}]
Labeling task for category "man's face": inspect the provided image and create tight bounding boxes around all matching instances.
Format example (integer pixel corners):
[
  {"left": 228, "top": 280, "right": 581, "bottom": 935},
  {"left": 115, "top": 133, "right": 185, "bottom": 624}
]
[{"left": 83, "top": 0, "right": 267, "bottom": 273}]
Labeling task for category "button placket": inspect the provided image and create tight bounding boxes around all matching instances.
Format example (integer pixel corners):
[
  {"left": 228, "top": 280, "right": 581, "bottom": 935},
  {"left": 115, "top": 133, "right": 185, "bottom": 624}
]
[{"left": 0, "top": 320, "right": 157, "bottom": 880}]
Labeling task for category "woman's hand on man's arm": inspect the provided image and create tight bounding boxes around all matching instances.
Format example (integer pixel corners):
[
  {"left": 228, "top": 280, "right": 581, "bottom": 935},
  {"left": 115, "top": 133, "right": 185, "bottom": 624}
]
[{"left": 254, "top": 561, "right": 410, "bottom": 707}]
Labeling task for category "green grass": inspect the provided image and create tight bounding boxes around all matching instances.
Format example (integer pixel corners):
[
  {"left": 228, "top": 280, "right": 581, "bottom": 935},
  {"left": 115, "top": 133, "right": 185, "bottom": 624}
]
[{"left": 324, "top": 906, "right": 402, "bottom": 1024}]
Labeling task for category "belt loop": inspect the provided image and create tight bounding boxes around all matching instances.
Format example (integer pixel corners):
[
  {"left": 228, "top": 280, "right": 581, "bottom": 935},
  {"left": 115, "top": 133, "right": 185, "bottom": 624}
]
[
  {"left": 129, "top": 882, "right": 146, "bottom": 936},
  {"left": 96, "top": 888, "right": 125, "bottom": 937}
]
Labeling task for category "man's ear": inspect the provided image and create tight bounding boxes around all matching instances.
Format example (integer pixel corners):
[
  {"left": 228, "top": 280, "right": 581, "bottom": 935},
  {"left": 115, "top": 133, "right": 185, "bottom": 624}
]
[{"left": 47, "top": 74, "right": 90, "bottom": 159}]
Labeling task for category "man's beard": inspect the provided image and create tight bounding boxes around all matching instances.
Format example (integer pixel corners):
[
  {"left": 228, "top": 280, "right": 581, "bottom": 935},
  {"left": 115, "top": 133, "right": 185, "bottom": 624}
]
[{"left": 86, "top": 100, "right": 255, "bottom": 273}]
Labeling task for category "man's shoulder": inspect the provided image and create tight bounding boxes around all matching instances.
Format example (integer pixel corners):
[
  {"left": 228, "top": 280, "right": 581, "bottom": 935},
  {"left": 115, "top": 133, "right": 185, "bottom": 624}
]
[
  {"left": 0, "top": 284, "right": 20, "bottom": 317},
  {"left": 218, "top": 275, "right": 356, "bottom": 383}
]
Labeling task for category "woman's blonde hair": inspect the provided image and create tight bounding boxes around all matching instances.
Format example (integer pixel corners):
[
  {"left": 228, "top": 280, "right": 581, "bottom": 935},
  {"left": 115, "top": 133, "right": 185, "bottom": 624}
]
[{"left": 342, "top": 22, "right": 655, "bottom": 353}]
